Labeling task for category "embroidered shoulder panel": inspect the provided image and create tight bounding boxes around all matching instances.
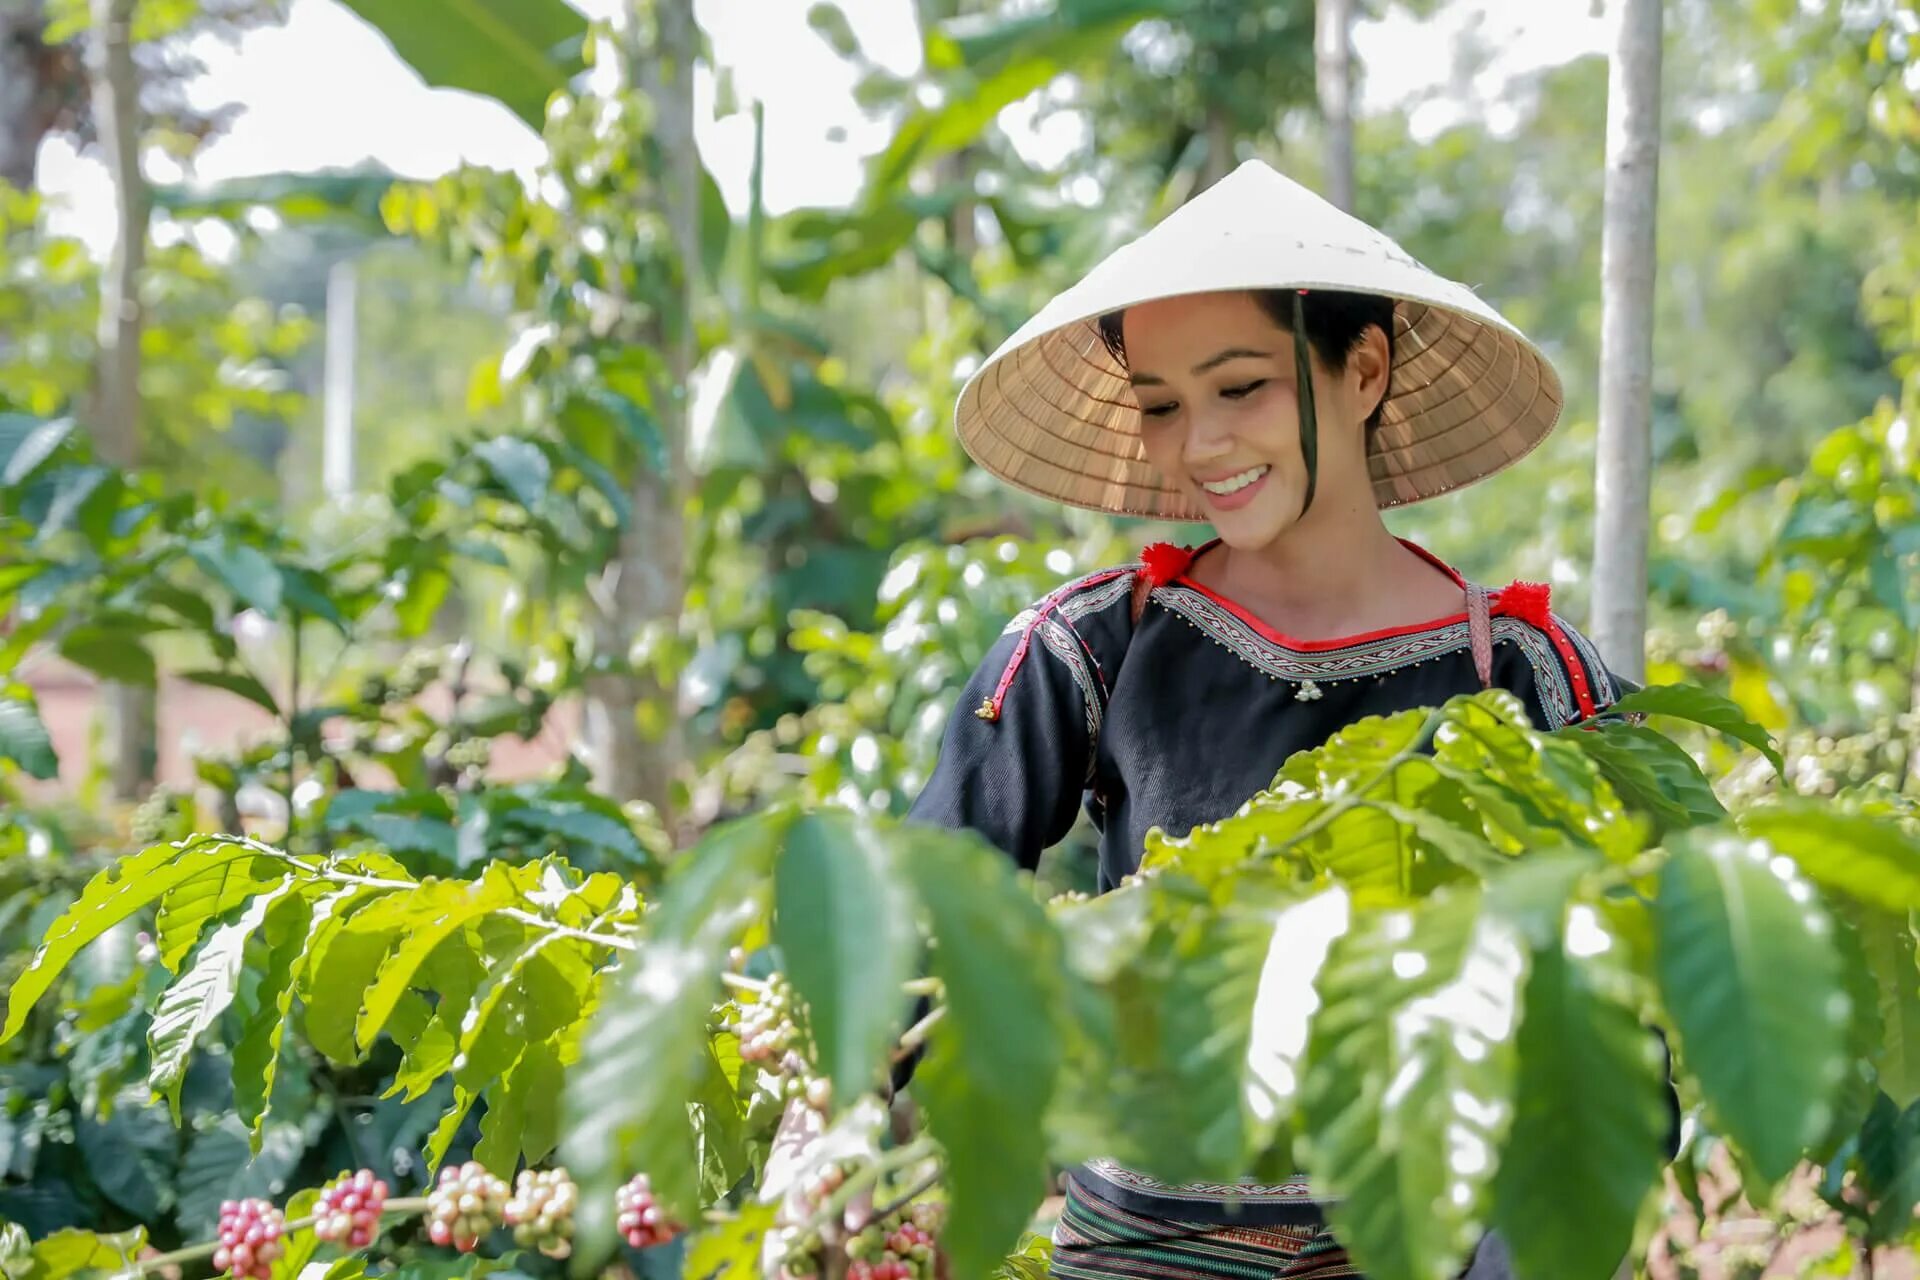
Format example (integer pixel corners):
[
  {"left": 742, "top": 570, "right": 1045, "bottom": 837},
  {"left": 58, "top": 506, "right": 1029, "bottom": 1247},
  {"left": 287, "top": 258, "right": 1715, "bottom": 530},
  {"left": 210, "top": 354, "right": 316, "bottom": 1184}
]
[
  {"left": 1080, "top": 1159, "right": 1333, "bottom": 1208},
  {"left": 1151, "top": 585, "right": 1584, "bottom": 729},
  {"left": 997, "top": 570, "right": 1135, "bottom": 771}
]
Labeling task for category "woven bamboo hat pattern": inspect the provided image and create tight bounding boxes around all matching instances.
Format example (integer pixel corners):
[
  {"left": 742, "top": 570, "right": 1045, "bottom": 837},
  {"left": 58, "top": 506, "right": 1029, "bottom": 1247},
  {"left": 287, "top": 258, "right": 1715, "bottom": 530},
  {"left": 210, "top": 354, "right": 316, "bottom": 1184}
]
[{"left": 953, "top": 159, "right": 1565, "bottom": 521}]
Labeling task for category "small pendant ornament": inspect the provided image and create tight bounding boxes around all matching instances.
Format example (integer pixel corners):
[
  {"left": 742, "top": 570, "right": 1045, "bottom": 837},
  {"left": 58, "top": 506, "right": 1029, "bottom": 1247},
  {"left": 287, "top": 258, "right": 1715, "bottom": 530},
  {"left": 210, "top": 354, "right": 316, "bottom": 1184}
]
[
  {"left": 1295, "top": 680, "right": 1324, "bottom": 702},
  {"left": 974, "top": 697, "right": 1001, "bottom": 722}
]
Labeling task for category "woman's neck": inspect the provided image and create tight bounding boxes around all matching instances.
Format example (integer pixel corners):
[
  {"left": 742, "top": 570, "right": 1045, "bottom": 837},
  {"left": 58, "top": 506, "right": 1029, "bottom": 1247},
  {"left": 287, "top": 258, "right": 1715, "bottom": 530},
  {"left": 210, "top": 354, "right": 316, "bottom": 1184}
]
[{"left": 1195, "top": 496, "right": 1466, "bottom": 641}]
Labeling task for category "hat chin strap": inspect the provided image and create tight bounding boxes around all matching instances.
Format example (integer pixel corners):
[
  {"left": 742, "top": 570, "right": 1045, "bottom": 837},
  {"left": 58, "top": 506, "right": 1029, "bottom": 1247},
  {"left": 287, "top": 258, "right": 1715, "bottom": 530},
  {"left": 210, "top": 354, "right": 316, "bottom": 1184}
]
[{"left": 1292, "top": 290, "right": 1319, "bottom": 518}]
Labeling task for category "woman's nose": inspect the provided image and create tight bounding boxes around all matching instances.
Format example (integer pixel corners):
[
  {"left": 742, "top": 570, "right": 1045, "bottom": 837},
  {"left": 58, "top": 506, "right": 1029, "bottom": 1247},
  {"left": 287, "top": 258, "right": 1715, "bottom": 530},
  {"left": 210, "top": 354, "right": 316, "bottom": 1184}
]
[{"left": 1182, "top": 407, "right": 1235, "bottom": 463}]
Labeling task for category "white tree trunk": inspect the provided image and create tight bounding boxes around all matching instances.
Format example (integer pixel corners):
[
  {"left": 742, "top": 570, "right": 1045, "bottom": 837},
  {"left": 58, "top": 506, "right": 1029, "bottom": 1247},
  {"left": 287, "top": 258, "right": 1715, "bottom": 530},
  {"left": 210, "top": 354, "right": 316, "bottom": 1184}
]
[
  {"left": 1315, "top": 0, "right": 1356, "bottom": 213},
  {"left": 89, "top": 0, "right": 155, "bottom": 799},
  {"left": 322, "top": 258, "right": 358, "bottom": 499},
  {"left": 1591, "top": 0, "right": 1663, "bottom": 685},
  {"left": 0, "top": 0, "right": 50, "bottom": 190},
  {"left": 583, "top": 0, "right": 697, "bottom": 829},
  {"left": 1199, "top": 107, "right": 1234, "bottom": 188}
]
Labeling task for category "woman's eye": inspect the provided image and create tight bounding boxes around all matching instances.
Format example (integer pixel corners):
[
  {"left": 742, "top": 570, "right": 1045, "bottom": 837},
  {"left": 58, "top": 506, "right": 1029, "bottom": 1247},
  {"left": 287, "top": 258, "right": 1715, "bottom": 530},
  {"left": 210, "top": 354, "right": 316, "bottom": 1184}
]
[
  {"left": 1140, "top": 402, "right": 1179, "bottom": 419},
  {"left": 1221, "top": 379, "right": 1269, "bottom": 400}
]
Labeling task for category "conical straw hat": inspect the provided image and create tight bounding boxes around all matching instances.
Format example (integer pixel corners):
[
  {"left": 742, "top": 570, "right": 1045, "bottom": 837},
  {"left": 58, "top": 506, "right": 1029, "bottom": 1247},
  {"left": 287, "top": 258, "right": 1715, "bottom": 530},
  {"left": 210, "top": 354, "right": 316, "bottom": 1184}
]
[{"left": 953, "top": 159, "right": 1564, "bottom": 520}]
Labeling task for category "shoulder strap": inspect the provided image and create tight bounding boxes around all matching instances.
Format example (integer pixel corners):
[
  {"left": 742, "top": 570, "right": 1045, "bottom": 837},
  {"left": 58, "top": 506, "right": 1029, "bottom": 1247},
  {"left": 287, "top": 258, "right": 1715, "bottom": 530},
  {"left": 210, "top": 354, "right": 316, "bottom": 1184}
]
[
  {"left": 1130, "top": 570, "right": 1153, "bottom": 626},
  {"left": 1465, "top": 583, "right": 1495, "bottom": 689}
]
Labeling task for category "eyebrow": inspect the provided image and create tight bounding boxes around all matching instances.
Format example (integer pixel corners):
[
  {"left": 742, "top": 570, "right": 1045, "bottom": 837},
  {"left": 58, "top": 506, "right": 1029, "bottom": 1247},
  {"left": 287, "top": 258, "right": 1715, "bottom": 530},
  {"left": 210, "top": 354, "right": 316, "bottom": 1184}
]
[{"left": 1128, "top": 347, "right": 1274, "bottom": 387}]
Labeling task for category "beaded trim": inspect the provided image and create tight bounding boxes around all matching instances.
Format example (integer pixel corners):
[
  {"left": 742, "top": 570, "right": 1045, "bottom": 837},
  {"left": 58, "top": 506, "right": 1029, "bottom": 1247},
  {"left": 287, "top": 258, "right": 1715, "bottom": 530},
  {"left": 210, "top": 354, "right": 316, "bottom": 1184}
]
[
  {"left": 993, "top": 571, "right": 1135, "bottom": 765},
  {"left": 1561, "top": 614, "right": 1618, "bottom": 707},
  {"left": 1152, "top": 585, "right": 1586, "bottom": 729},
  {"left": 1080, "top": 1159, "right": 1331, "bottom": 1207}
]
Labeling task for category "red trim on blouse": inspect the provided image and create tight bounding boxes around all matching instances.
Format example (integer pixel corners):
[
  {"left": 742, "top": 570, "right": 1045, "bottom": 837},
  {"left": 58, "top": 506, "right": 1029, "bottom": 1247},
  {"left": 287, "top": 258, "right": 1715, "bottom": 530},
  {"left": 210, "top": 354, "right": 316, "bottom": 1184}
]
[
  {"left": 975, "top": 567, "right": 1131, "bottom": 722},
  {"left": 1169, "top": 538, "right": 1473, "bottom": 652}
]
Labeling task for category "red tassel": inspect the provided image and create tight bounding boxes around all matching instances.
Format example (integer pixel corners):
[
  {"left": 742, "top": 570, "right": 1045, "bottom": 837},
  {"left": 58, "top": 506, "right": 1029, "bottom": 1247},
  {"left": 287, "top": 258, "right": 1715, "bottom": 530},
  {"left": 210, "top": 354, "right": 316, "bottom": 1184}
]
[
  {"left": 1140, "top": 542, "right": 1196, "bottom": 588},
  {"left": 1495, "top": 580, "right": 1553, "bottom": 629}
]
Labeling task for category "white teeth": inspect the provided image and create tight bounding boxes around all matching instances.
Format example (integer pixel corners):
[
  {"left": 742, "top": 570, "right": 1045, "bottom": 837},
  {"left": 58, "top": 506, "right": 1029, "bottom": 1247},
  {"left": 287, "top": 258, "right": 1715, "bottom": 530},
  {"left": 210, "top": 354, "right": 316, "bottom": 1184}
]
[{"left": 1201, "top": 466, "right": 1269, "bottom": 496}]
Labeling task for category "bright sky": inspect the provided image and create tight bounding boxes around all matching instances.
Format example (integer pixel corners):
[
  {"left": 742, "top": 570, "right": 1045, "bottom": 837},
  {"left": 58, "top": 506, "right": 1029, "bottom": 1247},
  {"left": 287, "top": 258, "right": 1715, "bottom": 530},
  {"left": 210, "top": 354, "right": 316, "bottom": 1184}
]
[{"left": 34, "top": 0, "right": 1609, "bottom": 253}]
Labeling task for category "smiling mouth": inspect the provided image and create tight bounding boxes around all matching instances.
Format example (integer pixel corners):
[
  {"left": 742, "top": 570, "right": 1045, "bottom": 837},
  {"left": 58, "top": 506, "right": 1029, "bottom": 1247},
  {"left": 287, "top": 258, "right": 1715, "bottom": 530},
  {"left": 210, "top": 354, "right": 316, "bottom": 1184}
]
[{"left": 1199, "top": 465, "right": 1270, "bottom": 497}]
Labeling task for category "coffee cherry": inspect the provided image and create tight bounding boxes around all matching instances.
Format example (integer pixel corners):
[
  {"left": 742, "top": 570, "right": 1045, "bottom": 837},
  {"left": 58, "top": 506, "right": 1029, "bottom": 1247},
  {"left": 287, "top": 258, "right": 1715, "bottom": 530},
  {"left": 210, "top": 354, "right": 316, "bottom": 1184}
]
[
  {"left": 313, "top": 1169, "right": 390, "bottom": 1249},
  {"left": 504, "top": 1167, "right": 577, "bottom": 1259},
  {"left": 614, "top": 1173, "right": 682, "bottom": 1249},
  {"left": 215, "top": 1199, "right": 285, "bottom": 1280},
  {"left": 426, "top": 1161, "right": 508, "bottom": 1253}
]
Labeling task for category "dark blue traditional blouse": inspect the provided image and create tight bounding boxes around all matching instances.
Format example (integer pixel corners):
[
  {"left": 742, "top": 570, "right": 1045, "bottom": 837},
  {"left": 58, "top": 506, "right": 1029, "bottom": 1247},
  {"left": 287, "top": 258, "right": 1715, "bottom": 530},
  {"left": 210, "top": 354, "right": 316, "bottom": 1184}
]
[{"left": 908, "top": 540, "right": 1621, "bottom": 1227}]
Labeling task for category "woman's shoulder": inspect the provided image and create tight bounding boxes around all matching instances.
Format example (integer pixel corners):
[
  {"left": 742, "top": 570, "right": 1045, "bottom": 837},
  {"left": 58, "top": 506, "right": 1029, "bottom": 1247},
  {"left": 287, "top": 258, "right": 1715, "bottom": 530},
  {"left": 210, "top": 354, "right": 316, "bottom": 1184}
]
[{"left": 1483, "top": 580, "right": 1621, "bottom": 724}]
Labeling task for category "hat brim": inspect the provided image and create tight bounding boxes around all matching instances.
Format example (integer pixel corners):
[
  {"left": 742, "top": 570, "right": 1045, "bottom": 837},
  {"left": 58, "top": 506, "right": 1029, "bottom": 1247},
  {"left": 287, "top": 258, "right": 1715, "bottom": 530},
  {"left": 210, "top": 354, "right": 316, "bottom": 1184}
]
[
  {"left": 951, "top": 161, "right": 1564, "bottom": 521},
  {"left": 954, "top": 292, "right": 1563, "bottom": 522}
]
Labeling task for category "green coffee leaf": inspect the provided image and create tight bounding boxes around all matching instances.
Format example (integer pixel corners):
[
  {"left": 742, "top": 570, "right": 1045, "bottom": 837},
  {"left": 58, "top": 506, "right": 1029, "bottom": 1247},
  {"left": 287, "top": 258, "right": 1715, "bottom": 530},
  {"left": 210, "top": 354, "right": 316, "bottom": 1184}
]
[
  {"left": 12, "top": 1228, "right": 144, "bottom": 1280},
  {"left": 1561, "top": 722, "right": 1726, "bottom": 832},
  {"left": 153, "top": 854, "right": 285, "bottom": 972},
  {"left": 1490, "top": 895, "right": 1668, "bottom": 1280},
  {"left": 563, "top": 812, "right": 786, "bottom": 1252},
  {"left": 681, "top": 1201, "right": 776, "bottom": 1280},
  {"left": 3, "top": 837, "right": 272, "bottom": 1042},
  {"left": 1608, "top": 684, "right": 1783, "bottom": 776},
  {"left": 1858, "top": 908, "right": 1920, "bottom": 1108},
  {"left": 232, "top": 888, "right": 334, "bottom": 1150},
  {"left": 775, "top": 810, "right": 917, "bottom": 1105},
  {"left": 0, "top": 689, "right": 56, "bottom": 780},
  {"left": 1653, "top": 829, "right": 1850, "bottom": 1181},
  {"left": 355, "top": 871, "right": 516, "bottom": 1050},
  {"left": 150, "top": 884, "right": 290, "bottom": 1119},
  {"left": 1743, "top": 804, "right": 1920, "bottom": 915},
  {"left": 1299, "top": 886, "right": 1525, "bottom": 1280},
  {"left": 903, "top": 825, "right": 1062, "bottom": 1280}
]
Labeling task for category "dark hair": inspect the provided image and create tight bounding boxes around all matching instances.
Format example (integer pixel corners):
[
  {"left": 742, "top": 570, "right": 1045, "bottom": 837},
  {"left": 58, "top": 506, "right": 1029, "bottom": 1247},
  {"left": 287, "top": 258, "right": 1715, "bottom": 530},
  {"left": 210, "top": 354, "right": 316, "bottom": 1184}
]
[{"left": 1097, "top": 289, "right": 1397, "bottom": 429}]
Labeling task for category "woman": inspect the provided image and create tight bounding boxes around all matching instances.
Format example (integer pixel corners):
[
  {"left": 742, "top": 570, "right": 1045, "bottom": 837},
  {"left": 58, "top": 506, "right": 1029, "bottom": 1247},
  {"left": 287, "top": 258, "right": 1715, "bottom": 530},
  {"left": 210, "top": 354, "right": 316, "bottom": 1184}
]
[{"left": 908, "top": 161, "right": 1615, "bottom": 1278}]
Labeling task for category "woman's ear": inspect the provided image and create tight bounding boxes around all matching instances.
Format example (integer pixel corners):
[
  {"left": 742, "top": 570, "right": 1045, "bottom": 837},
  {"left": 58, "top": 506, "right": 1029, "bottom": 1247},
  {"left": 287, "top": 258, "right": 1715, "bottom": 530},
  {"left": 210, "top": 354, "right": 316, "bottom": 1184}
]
[{"left": 1350, "top": 324, "right": 1392, "bottom": 422}]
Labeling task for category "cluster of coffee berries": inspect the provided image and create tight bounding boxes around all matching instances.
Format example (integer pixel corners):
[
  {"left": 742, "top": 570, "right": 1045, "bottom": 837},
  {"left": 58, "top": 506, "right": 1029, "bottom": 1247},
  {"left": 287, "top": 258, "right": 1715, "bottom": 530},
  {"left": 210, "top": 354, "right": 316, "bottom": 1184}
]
[
  {"left": 213, "top": 1199, "right": 285, "bottom": 1280},
  {"left": 845, "top": 1219, "right": 937, "bottom": 1280},
  {"left": 426, "top": 1161, "right": 509, "bottom": 1252},
  {"left": 504, "top": 1167, "right": 577, "bottom": 1259},
  {"left": 313, "top": 1170, "right": 390, "bottom": 1248},
  {"left": 614, "top": 1173, "right": 682, "bottom": 1249},
  {"left": 732, "top": 975, "right": 804, "bottom": 1063}
]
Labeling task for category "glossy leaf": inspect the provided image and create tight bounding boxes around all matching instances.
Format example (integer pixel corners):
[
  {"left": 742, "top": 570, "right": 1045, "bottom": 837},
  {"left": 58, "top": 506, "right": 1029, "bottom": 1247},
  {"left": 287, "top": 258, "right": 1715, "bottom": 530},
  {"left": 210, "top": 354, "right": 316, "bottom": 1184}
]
[
  {"left": 2, "top": 838, "right": 273, "bottom": 1042},
  {"left": 1560, "top": 722, "right": 1726, "bottom": 832},
  {"left": 1490, "top": 897, "right": 1669, "bottom": 1280},
  {"left": 1858, "top": 908, "right": 1920, "bottom": 1108},
  {"left": 1743, "top": 804, "right": 1920, "bottom": 915},
  {"left": 180, "top": 668, "right": 280, "bottom": 715},
  {"left": 232, "top": 889, "right": 333, "bottom": 1150},
  {"left": 562, "top": 812, "right": 786, "bottom": 1250},
  {"left": 189, "top": 540, "right": 284, "bottom": 617},
  {"left": 354, "top": 872, "right": 516, "bottom": 1050},
  {"left": 774, "top": 810, "right": 917, "bottom": 1105},
  {"left": 56, "top": 630, "right": 155, "bottom": 686},
  {"left": 682, "top": 1201, "right": 776, "bottom": 1280},
  {"left": 336, "top": 0, "right": 587, "bottom": 131},
  {"left": 1609, "top": 685, "right": 1784, "bottom": 775},
  {"left": 1653, "top": 829, "right": 1850, "bottom": 1181},
  {"left": 0, "top": 690, "right": 57, "bottom": 779},
  {"left": 152, "top": 855, "right": 284, "bottom": 972},
  {"left": 149, "top": 885, "right": 289, "bottom": 1120},
  {"left": 903, "top": 826, "right": 1062, "bottom": 1280},
  {"left": 12, "top": 1228, "right": 145, "bottom": 1280},
  {"left": 1299, "top": 886, "right": 1526, "bottom": 1280}
]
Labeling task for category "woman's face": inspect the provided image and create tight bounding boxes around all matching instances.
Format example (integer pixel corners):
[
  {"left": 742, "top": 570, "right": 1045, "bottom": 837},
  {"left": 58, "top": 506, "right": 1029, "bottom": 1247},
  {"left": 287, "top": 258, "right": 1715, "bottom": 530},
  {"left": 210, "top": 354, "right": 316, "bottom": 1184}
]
[{"left": 1122, "top": 290, "right": 1388, "bottom": 550}]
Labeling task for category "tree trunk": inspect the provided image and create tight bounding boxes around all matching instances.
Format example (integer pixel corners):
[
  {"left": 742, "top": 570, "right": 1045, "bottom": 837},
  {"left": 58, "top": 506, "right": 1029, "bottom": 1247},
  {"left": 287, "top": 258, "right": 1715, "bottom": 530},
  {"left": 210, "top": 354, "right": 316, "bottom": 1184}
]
[
  {"left": 1591, "top": 0, "right": 1663, "bottom": 685},
  {"left": 583, "top": 0, "right": 697, "bottom": 831},
  {"left": 1314, "top": 0, "right": 1355, "bottom": 213},
  {"left": 1199, "top": 107, "right": 1234, "bottom": 189},
  {"left": 0, "top": 0, "right": 52, "bottom": 190},
  {"left": 89, "top": 0, "right": 155, "bottom": 799}
]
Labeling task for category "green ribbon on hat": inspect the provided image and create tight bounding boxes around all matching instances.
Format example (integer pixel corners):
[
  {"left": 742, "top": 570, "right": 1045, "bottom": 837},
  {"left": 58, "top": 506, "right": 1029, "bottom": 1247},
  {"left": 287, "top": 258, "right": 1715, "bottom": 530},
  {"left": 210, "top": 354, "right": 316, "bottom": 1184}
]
[{"left": 1292, "top": 289, "right": 1319, "bottom": 517}]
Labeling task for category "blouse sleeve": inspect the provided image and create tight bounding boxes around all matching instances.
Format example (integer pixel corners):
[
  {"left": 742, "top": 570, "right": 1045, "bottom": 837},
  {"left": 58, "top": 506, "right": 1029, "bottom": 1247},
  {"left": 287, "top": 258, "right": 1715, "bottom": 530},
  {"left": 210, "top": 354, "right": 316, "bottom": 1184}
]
[{"left": 905, "top": 598, "right": 1109, "bottom": 872}]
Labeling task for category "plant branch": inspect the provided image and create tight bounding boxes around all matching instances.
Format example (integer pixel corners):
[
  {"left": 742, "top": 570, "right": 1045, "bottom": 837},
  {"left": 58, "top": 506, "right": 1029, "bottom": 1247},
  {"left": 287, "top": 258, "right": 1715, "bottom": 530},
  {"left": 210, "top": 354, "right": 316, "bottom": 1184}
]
[
  {"left": 891, "top": 1005, "right": 945, "bottom": 1062},
  {"left": 114, "top": 1199, "right": 433, "bottom": 1278},
  {"left": 807, "top": 1138, "right": 941, "bottom": 1238},
  {"left": 1271, "top": 707, "right": 1444, "bottom": 858},
  {"left": 870, "top": 1167, "right": 943, "bottom": 1224}
]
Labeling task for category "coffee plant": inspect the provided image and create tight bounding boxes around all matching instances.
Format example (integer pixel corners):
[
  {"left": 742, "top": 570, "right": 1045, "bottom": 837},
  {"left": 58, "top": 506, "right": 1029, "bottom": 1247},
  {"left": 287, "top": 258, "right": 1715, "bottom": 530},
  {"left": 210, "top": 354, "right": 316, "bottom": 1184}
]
[{"left": 8, "top": 678, "right": 1920, "bottom": 1280}]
